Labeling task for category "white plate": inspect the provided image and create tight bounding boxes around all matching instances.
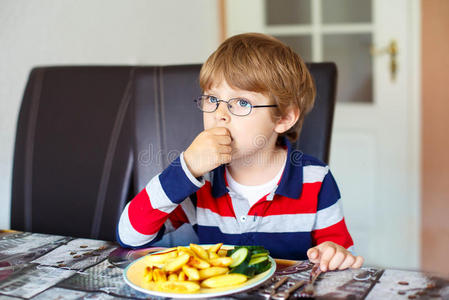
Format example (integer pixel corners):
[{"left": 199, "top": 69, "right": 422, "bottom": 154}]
[{"left": 123, "top": 245, "right": 276, "bottom": 299}]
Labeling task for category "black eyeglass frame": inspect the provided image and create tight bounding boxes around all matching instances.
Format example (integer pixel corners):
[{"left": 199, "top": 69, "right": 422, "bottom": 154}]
[{"left": 194, "top": 95, "right": 277, "bottom": 116}]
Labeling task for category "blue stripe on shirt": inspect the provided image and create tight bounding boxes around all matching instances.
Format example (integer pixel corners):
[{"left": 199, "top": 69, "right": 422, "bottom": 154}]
[
  {"left": 159, "top": 156, "right": 200, "bottom": 204},
  {"left": 317, "top": 171, "right": 341, "bottom": 211},
  {"left": 195, "top": 225, "right": 312, "bottom": 260}
]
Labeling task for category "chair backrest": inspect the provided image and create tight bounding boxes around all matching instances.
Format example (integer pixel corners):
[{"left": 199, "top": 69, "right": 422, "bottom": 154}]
[
  {"left": 11, "top": 66, "right": 135, "bottom": 240},
  {"left": 297, "top": 62, "right": 337, "bottom": 164},
  {"left": 11, "top": 63, "right": 337, "bottom": 241},
  {"left": 132, "top": 65, "right": 203, "bottom": 193}
]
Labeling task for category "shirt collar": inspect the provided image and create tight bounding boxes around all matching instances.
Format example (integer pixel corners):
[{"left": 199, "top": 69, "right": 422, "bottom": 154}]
[
  {"left": 211, "top": 164, "right": 227, "bottom": 198},
  {"left": 274, "top": 137, "right": 303, "bottom": 199},
  {"left": 211, "top": 137, "right": 303, "bottom": 199}
]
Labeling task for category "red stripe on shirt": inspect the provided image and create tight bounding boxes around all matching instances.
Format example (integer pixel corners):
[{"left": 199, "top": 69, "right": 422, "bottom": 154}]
[
  {"left": 196, "top": 182, "right": 236, "bottom": 217},
  {"left": 311, "top": 218, "right": 354, "bottom": 248},
  {"left": 128, "top": 189, "right": 169, "bottom": 235},
  {"left": 168, "top": 206, "right": 189, "bottom": 229},
  {"left": 248, "top": 182, "right": 322, "bottom": 216}
]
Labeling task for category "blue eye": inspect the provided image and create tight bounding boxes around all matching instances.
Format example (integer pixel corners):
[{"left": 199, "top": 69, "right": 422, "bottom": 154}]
[
  {"left": 237, "top": 99, "right": 250, "bottom": 107},
  {"left": 208, "top": 96, "right": 218, "bottom": 103}
]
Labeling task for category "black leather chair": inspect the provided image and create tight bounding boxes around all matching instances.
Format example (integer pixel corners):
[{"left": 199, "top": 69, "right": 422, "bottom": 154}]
[
  {"left": 132, "top": 65, "right": 204, "bottom": 193},
  {"left": 11, "top": 67, "right": 136, "bottom": 241},
  {"left": 11, "top": 63, "right": 337, "bottom": 242},
  {"left": 297, "top": 63, "right": 337, "bottom": 164}
]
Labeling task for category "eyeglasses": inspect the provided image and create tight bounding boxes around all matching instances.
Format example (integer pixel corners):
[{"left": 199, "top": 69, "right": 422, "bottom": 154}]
[{"left": 194, "top": 95, "right": 277, "bottom": 116}]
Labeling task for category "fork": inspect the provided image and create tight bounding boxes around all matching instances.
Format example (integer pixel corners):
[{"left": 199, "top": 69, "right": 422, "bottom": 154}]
[
  {"left": 271, "top": 280, "right": 307, "bottom": 300},
  {"left": 259, "top": 276, "right": 288, "bottom": 298},
  {"left": 300, "top": 263, "right": 322, "bottom": 297}
]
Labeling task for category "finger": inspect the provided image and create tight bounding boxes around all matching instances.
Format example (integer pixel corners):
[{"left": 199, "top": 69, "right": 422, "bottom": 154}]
[
  {"left": 351, "top": 256, "right": 364, "bottom": 269},
  {"left": 217, "top": 145, "right": 233, "bottom": 154},
  {"left": 211, "top": 127, "right": 231, "bottom": 136},
  {"left": 328, "top": 251, "right": 346, "bottom": 271},
  {"left": 338, "top": 254, "right": 356, "bottom": 270},
  {"left": 319, "top": 246, "right": 336, "bottom": 272},
  {"left": 216, "top": 135, "right": 232, "bottom": 145},
  {"left": 219, "top": 154, "right": 232, "bottom": 164},
  {"left": 307, "top": 248, "right": 319, "bottom": 263}
]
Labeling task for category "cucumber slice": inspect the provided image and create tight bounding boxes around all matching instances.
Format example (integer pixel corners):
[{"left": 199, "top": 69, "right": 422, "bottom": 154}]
[
  {"left": 236, "top": 245, "right": 265, "bottom": 251},
  {"left": 229, "top": 246, "right": 265, "bottom": 256},
  {"left": 229, "top": 264, "right": 256, "bottom": 277},
  {"left": 255, "top": 261, "right": 271, "bottom": 274},
  {"left": 249, "top": 255, "right": 268, "bottom": 266},
  {"left": 250, "top": 252, "right": 269, "bottom": 259},
  {"left": 249, "top": 256, "right": 271, "bottom": 274},
  {"left": 251, "top": 248, "right": 270, "bottom": 256},
  {"left": 229, "top": 248, "right": 249, "bottom": 268}
]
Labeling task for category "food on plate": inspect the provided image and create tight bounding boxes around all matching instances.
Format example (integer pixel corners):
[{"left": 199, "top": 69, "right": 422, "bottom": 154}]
[
  {"left": 201, "top": 273, "right": 248, "bottom": 288},
  {"left": 140, "top": 243, "right": 272, "bottom": 293}
]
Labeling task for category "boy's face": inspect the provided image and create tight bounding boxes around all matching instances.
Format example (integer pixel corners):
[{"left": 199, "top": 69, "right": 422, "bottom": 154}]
[{"left": 203, "top": 79, "right": 281, "bottom": 161}]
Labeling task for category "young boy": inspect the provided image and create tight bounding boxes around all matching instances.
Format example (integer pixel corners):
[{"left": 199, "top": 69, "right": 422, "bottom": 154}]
[{"left": 117, "top": 33, "right": 363, "bottom": 272}]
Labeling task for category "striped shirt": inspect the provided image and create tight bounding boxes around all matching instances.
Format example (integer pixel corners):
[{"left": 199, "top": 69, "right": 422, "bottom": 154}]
[{"left": 117, "top": 138, "right": 354, "bottom": 260}]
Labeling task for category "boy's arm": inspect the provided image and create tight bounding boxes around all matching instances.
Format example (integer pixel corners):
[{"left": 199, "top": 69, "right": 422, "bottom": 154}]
[
  {"left": 311, "top": 169, "right": 353, "bottom": 249},
  {"left": 308, "top": 169, "right": 363, "bottom": 271},
  {"left": 117, "top": 152, "right": 203, "bottom": 248}
]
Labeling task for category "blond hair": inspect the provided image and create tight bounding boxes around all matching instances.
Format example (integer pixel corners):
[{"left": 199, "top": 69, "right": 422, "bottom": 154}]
[{"left": 199, "top": 32, "right": 316, "bottom": 142}]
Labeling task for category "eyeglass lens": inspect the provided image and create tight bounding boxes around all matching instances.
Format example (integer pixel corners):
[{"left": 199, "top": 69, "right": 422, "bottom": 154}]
[{"left": 197, "top": 96, "right": 251, "bottom": 116}]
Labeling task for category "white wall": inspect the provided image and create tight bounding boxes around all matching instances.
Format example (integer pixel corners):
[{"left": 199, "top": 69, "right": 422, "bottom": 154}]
[{"left": 0, "top": 0, "right": 219, "bottom": 229}]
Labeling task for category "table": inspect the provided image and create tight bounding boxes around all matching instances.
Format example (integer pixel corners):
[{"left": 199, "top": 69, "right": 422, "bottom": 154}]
[{"left": 0, "top": 230, "right": 448, "bottom": 299}]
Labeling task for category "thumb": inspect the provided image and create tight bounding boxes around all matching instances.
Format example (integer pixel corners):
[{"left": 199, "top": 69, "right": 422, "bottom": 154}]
[{"left": 307, "top": 248, "right": 320, "bottom": 263}]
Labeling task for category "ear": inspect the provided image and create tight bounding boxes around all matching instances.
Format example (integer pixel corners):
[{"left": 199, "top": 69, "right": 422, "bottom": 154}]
[{"left": 274, "top": 107, "right": 300, "bottom": 134}]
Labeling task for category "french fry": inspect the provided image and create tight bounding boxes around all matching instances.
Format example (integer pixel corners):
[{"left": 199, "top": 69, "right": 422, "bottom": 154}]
[
  {"left": 188, "top": 256, "right": 210, "bottom": 269},
  {"left": 155, "top": 281, "right": 201, "bottom": 293},
  {"left": 190, "top": 243, "right": 209, "bottom": 261},
  {"left": 178, "top": 271, "right": 187, "bottom": 281},
  {"left": 218, "top": 249, "right": 228, "bottom": 257},
  {"left": 201, "top": 274, "right": 247, "bottom": 288},
  {"left": 143, "top": 249, "right": 177, "bottom": 266},
  {"left": 208, "top": 251, "right": 219, "bottom": 260},
  {"left": 210, "top": 257, "right": 233, "bottom": 267},
  {"left": 143, "top": 266, "right": 153, "bottom": 282},
  {"left": 168, "top": 273, "right": 178, "bottom": 281},
  {"left": 165, "top": 253, "right": 190, "bottom": 272},
  {"left": 177, "top": 246, "right": 196, "bottom": 257},
  {"left": 208, "top": 243, "right": 223, "bottom": 253},
  {"left": 198, "top": 267, "right": 229, "bottom": 280},
  {"left": 182, "top": 265, "right": 200, "bottom": 281},
  {"left": 152, "top": 268, "right": 167, "bottom": 282}
]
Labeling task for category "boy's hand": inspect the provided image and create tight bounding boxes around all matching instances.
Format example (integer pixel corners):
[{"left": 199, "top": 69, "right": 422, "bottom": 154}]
[
  {"left": 184, "top": 127, "right": 233, "bottom": 178},
  {"left": 307, "top": 241, "right": 364, "bottom": 272}
]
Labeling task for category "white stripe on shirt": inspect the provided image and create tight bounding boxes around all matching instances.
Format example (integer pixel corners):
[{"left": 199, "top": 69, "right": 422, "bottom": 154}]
[
  {"left": 254, "top": 213, "right": 316, "bottom": 233},
  {"left": 197, "top": 207, "right": 316, "bottom": 234},
  {"left": 180, "top": 152, "right": 205, "bottom": 188},
  {"left": 180, "top": 198, "right": 197, "bottom": 226},
  {"left": 196, "top": 207, "right": 241, "bottom": 234},
  {"left": 146, "top": 175, "right": 178, "bottom": 214},
  {"left": 118, "top": 203, "right": 158, "bottom": 246},
  {"left": 303, "top": 165, "right": 329, "bottom": 183},
  {"left": 313, "top": 200, "right": 344, "bottom": 230}
]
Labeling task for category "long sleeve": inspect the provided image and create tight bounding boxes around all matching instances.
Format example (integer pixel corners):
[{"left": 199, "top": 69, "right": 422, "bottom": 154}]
[
  {"left": 117, "top": 152, "right": 204, "bottom": 248},
  {"left": 311, "top": 169, "right": 354, "bottom": 251}
]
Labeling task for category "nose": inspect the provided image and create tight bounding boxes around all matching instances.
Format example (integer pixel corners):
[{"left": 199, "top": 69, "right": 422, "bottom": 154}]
[{"left": 215, "top": 101, "right": 231, "bottom": 122}]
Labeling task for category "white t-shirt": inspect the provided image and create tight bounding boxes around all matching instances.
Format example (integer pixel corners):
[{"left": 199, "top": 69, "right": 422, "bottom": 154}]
[{"left": 225, "top": 161, "right": 285, "bottom": 207}]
